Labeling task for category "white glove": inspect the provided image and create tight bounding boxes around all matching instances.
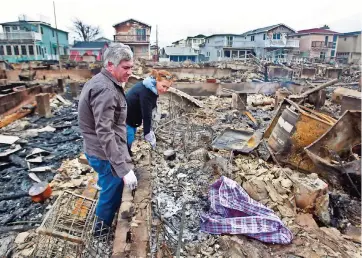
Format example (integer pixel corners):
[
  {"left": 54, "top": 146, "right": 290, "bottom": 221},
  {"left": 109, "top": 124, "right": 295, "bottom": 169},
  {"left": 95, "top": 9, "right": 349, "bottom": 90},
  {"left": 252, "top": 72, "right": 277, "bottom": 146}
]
[
  {"left": 145, "top": 131, "right": 156, "bottom": 149},
  {"left": 123, "top": 170, "right": 137, "bottom": 190}
]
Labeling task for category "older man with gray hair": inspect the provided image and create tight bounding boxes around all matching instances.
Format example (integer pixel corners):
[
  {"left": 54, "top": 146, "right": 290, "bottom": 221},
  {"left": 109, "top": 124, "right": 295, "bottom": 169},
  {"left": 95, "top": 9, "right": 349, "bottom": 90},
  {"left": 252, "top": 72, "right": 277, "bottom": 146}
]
[{"left": 78, "top": 43, "right": 137, "bottom": 230}]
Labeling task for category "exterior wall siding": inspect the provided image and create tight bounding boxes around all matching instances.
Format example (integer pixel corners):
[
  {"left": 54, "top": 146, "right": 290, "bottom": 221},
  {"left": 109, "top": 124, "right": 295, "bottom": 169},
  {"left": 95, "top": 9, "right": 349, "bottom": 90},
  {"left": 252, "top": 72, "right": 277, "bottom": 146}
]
[
  {"left": 113, "top": 20, "right": 151, "bottom": 59},
  {"left": 0, "top": 22, "right": 68, "bottom": 63}
]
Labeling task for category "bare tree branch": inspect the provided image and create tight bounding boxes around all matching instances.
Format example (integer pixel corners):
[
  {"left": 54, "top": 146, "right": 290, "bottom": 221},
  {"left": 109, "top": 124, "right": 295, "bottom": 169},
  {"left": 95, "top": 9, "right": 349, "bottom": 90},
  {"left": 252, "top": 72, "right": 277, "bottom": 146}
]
[{"left": 71, "top": 18, "right": 101, "bottom": 41}]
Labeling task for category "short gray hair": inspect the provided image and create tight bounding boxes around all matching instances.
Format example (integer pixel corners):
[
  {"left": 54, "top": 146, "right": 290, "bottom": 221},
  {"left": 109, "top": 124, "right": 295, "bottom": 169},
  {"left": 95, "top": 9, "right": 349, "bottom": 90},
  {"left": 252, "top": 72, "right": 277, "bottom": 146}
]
[{"left": 103, "top": 42, "right": 133, "bottom": 68}]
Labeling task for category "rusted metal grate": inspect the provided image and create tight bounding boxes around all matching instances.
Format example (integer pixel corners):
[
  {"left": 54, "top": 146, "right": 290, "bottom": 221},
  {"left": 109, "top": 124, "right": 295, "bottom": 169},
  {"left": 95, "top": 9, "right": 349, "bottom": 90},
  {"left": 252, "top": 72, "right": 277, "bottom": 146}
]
[{"left": 32, "top": 190, "right": 114, "bottom": 257}]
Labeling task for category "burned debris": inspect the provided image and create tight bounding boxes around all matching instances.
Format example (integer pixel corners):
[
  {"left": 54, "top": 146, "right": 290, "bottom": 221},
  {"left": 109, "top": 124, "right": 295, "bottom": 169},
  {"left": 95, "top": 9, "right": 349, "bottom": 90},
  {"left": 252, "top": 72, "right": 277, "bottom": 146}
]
[{"left": 0, "top": 56, "right": 360, "bottom": 258}]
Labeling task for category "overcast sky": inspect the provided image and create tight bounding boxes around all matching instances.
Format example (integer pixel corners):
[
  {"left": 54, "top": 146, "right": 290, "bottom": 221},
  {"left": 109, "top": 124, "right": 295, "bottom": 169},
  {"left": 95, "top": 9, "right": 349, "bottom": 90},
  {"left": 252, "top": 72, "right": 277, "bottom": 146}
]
[{"left": 0, "top": 0, "right": 361, "bottom": 47}]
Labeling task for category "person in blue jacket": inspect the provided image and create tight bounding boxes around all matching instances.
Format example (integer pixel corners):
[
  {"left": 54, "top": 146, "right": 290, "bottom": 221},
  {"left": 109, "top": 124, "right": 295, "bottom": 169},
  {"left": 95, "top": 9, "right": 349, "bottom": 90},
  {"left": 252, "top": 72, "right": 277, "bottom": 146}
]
[{"left": 126, "top": 69, "right": 173, "bottom": 154}]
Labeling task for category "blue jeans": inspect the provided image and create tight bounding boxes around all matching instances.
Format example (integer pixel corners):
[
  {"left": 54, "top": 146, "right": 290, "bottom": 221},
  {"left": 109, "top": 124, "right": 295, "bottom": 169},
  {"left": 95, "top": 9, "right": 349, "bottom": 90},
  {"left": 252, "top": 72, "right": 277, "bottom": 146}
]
[
  {"left": 85, "top": 154, "right": 124, "bottom": 226},
  {"left": 126, "top": 124, "right": 137, "bottom": 149}
]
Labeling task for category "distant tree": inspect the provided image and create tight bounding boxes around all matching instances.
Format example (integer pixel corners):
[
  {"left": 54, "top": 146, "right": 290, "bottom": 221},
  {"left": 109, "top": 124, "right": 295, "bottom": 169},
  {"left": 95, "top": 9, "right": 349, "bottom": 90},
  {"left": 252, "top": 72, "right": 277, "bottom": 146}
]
[
  {"left": 71, "top": 18, "right": 101, "bottom": 41},
  {"left": 320, "top": 25, "right": 330, "bottom": 29}
]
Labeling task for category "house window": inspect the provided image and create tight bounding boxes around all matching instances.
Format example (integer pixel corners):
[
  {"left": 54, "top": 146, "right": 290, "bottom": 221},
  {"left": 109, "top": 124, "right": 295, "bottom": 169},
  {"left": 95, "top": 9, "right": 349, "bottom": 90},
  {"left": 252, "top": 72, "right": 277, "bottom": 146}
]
[
  {"left": 66, "top": 34, "right": 68, "bottom": 40},
  {"left": 273, "top": 33, "right": 281, "bottom": 39},
  {"left": 41, "top": 27, "right": 44, "bottom": 34},
  {"left": 226, "top": 36, "right": 233, "bottom": 47},
  {"left": 52, "top": 30, "right": 55, "bottom": 37},
  {"left": 13, "top": 26, "right": 19, "bottom": 31},
  {"left": 263, "top": 34, "right": 266, "bottom": 40},
  {"left": 36, "top": 45, "right": 40, "bottom": 55},
  {"left": 207, "top": 39, "right": 209, "bottom": 43},
  {"left": 14, "top": 45, "right": 19, "bottom": 55},
  {"left": 28, "top": 45, "right": 34, "bottom": 55},
  {"left": 5, "top": 27, "right": 10, "bottom": 33},
  {"left": 251, "top": 35, "right": 255, "bottom": 41},
  {"left": 6, "top": 45, "right": 12, "bottom": 55},
  {"left": 325, "top": 36, "right": 329, "bottom": 46},
  {"left": 331, "top": 50, "right": 335, "bottom": 57},
  {"left": 224, "top": 50, "right": 231, "bottom": 58},
  {"left": 320, "top": 52, "right": 326, "bottom": 59},
  {"left": 53, "top": 47, "right": 57, "bottom": 55},
  {"left": 44, "top": 47, "right": 47, "bottom": 54},
  {"left": 0, "top": 46, "right": 4, "bottom": 55},
  {"left": 136, "top": 28, "right": 146, "bottom": 41},
  {"left": 206, "top": 52, "right": 210, "bottom": 57},
  {"left": 21, "top": 45, "right": 27, "bottom": 55}
]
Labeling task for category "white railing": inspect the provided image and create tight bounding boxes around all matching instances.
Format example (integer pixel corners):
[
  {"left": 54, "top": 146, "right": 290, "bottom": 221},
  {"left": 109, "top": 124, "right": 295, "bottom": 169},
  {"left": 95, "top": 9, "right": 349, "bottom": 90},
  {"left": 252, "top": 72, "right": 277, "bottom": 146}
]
[
  {"left": 264, "top": 39, "right": 299, "bottom": 48},
  {"left": 214, "top": 39, "right": 255, "bottom": 48},
  {"left": 0, "top": 32, "right": 42, "bottom": 41}
]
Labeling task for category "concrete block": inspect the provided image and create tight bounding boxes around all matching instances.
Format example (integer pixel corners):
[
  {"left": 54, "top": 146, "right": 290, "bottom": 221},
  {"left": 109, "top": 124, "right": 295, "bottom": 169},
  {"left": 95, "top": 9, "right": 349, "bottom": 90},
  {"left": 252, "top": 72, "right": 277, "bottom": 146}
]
[
  {"left": 69, "top": 82, "right": 80, "bottom": 99},
  {"left": 294, "top": 175, "right": 328, "bottom": 211},
  {"left": 332, "top": 87, "right": 361, "bottom": 104},
  {"left": 301, "top": 68, "right": 316, "bottom": 79},
  {"left": 35, "top": 93, "right": 51, "bottom": 118},
  {"left": 326, "top": 68, "right": 342, "bottom": 79},
  {"left": 275, "top": 89, "right": 291, "bottom": 107},
  {"left": 231, "top": 93, "right": 247, "bottom": 111},
  {"left": 268, "top": 66, "right": 292, "bottom": 80},
  {"left": 57, "top": 78, "right": 65, "bottom": 93}
]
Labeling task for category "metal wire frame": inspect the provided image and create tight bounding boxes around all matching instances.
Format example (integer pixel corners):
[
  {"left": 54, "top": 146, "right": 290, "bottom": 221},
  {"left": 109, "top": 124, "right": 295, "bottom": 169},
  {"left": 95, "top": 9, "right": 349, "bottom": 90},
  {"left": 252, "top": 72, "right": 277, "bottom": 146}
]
[{"left": 32, "top": 191, "right": 113, "bottom": 257}]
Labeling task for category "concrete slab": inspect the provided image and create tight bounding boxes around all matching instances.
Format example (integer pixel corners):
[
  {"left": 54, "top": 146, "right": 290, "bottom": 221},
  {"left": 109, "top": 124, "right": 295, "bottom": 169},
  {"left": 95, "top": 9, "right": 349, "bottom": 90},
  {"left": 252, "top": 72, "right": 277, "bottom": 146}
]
[
  {"left": 301, "top": 68, "right": 316, "bottom": 79},
  {"left": 35, "top": 93, "right": 51, "bottom": 118},
  {"left": 326, "top": 68, "right": 342, "bottom": 79},
  {"left": 267, "top": 66, "right": 293, "bottom": 80}
]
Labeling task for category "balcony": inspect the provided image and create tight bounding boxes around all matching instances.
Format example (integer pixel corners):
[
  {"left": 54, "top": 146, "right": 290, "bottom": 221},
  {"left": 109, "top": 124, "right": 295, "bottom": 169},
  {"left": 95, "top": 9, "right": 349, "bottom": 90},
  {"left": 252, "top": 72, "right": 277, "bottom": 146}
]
[
  {"left": 113, "top": 34, "right": 150, "bottom": 43},
  {"left": 311, "top": 41, "right": 333, "bottom": 50},
  {"left": 0, "top": 32, "right": 42, "bottom": 42},
  {"left": 264, "top": 39, "right": 299, "bottom": 48},
  {"left": 214, "top": 39, "right": 255, "bottom": 48}
]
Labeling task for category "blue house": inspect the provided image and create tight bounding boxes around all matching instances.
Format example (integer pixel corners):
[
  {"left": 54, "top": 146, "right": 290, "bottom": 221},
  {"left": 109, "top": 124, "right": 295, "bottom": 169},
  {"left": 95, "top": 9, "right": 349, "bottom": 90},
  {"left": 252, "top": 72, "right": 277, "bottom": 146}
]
[
  {"left": 160, "top": 46, "right": 198, "bottom": 62},
  {"left": 0, "top": 19, "right": 69, "bottom": 63}
]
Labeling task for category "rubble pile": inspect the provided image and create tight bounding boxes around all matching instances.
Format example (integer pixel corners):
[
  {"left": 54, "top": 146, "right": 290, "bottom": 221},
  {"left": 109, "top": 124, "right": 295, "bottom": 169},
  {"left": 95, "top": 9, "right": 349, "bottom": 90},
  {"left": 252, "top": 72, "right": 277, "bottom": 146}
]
[
  {"left": 131, "top": 86, "right": 361, "bottom": 257},
  {"left": 340, "top": 65, "right": 361, "bottom": 83},
  {"left": 0, "top": 98, "right": 83, "bottom": 257}
]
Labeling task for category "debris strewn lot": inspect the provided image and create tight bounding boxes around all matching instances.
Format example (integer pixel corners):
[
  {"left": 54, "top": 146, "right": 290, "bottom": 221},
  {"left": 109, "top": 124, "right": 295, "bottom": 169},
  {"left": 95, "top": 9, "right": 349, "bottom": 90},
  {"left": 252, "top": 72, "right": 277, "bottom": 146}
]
[{"left": 0, "top": 59, "right": 360, "bottom": 257}]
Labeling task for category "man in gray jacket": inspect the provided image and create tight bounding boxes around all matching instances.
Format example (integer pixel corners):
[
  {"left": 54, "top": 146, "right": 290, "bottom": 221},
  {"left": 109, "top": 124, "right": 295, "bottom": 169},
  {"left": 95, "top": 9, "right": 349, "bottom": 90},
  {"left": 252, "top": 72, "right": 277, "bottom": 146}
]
[{"left": 78, "top": 43, "right": 137, "bottom": 229}]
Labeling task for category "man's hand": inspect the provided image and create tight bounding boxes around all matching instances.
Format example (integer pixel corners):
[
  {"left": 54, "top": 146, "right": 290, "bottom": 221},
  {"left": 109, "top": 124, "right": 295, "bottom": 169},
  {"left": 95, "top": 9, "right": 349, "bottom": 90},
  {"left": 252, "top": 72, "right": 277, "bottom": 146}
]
[
  {"left": 123, "top": 170, "right": 137, "bottom": 190},
  {"left": 145, "top": 131, "right": 156, "bottom": 149}
]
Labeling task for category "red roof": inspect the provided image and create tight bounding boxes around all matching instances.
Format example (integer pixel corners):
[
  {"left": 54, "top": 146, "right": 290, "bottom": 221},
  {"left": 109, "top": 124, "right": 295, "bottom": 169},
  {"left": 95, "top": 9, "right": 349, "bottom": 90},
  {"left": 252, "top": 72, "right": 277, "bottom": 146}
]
[{"left": 297, "top": 28, "right": 339, "bottom": 34}]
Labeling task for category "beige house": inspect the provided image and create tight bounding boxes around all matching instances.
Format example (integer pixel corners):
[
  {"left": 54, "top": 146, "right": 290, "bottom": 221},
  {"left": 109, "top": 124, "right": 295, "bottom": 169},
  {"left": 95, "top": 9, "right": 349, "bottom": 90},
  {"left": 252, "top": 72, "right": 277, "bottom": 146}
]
[
  {"left": 336, "top": 31, "right": 361, "bottom": 64},
  {"left": 289, "top": 28, "right": 339, "bottom": 62},
  {"left": 113, "top": 18, "right": 151, "bottom": 59}
]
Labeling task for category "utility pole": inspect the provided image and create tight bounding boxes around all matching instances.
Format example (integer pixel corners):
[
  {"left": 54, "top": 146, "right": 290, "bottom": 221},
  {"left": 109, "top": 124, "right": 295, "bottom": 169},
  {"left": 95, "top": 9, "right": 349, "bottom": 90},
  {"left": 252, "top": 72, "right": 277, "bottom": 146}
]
[
  {"left": 53, "top": 1, "right": 62, "bottom": 70},
  {"left": 155, "top": 24, "right": 159, "bottom": 62}
]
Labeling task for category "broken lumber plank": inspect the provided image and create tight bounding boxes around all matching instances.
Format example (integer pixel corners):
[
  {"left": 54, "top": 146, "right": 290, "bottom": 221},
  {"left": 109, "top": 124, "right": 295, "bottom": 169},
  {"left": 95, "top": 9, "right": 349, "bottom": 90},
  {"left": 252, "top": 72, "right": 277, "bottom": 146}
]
[
  {"left": 168, "top": 87, "right": 204, "bottom": 108},
  {"left": 0, "top": 108, "right": 33, "bottom": 129},
  {"left": 289, "top": 78, "right": 338, "bottom": 100},
  {"left": 112, "top": 163, "right": 151, "bottom": 257},
  {"left": 243, "top": 111, "right": 258, "bottom": 126}
]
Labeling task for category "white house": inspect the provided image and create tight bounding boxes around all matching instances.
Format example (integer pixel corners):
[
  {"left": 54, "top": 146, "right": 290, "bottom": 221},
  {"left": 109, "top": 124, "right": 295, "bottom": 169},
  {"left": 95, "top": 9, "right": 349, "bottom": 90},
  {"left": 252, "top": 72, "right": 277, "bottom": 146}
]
[
  {"left": 172, "top": 39, "right": 186, "bottom": 47},
  {"left": 200, "top": 24, "right": 300, "bottom": 62},
  {"left": 200, "top": 34, "right": 253, "bottom": 62},
  {"left": 185, "top": 34, "right": 206, "bottom": 51}
]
